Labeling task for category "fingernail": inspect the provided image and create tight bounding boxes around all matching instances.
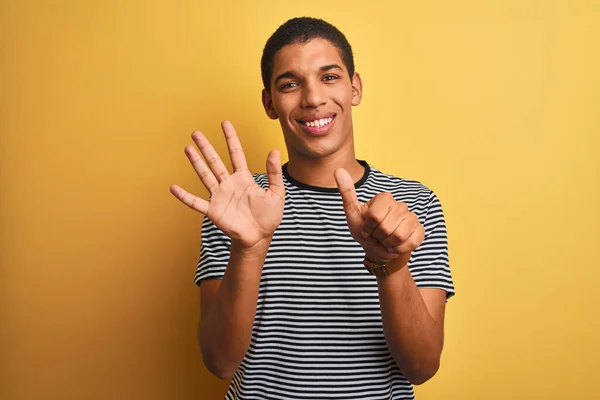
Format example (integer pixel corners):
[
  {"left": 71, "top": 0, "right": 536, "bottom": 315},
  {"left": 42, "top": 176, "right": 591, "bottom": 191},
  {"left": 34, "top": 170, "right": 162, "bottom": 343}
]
[{"left": 361, "top": 231, "right": 369, "bottom": 238}]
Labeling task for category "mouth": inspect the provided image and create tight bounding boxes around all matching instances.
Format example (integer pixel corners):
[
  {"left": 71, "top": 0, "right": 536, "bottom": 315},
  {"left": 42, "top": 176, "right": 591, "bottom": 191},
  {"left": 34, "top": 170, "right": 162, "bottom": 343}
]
[{"left": 296, "top": 115, "right": 336, "bottom": 135}]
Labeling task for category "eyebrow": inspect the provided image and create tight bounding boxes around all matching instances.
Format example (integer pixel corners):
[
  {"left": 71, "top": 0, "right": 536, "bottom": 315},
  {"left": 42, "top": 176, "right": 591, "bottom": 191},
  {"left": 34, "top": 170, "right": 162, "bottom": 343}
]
[{"left": 273, "top": 64, "right": 344, "bottom": 85}]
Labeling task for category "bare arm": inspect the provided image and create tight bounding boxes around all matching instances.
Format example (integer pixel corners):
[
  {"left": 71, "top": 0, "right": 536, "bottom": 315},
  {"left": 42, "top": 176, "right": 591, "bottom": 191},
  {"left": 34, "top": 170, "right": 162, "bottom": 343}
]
[
  {"left": 171, "top": 121, "right": 285, "bottom": 379},
  {"left": 376, "top": 263, "right": 446, "bottom": 384},
  {"left": 334, "top": 169, "right": 448, "bottom": 385},
  {"left": 198, "top": 241, "right": 269, "bottom": 379}
]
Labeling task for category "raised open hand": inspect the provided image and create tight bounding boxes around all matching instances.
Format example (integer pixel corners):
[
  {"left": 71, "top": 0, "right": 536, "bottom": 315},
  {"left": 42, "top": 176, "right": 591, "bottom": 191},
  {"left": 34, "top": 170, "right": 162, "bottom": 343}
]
[
  {"left": 334, "top": 168, "right": 425, "bottom": 267},
  {"left": 170, "top": 121, "right": 285, "bottom": 249}
]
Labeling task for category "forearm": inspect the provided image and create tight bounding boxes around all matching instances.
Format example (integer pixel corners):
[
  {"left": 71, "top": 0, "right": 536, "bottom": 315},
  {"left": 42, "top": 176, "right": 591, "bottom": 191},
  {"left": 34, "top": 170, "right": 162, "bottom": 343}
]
[
  {"left": 377, "top": 261, "right": 444, "bottom": 385},
  {"left": 198, "top": 239, "right": 269, "bottom": 379}
]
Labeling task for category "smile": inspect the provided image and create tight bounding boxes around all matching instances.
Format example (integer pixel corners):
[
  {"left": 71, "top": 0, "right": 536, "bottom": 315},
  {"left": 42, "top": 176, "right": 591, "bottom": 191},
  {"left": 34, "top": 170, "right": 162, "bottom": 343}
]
[
  {"left": 301, "top": 117, "right": 333, "bottom": 128},
  {"left": 297, "top": 115, "right": 336, "bottom": 135}
]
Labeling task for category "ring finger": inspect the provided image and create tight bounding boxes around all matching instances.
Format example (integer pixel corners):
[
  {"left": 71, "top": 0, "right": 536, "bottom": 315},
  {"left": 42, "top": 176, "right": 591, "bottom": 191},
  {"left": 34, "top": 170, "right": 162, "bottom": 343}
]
[{"left": 184, "top": 145, "right": 218, "bottom": 194}]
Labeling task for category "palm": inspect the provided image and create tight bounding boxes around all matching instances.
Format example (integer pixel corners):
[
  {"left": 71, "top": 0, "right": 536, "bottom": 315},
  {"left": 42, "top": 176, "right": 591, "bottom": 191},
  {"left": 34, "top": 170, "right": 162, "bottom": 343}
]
[
  {"left": 171, "top": 121, "right": 286, "bottom": 249},
  {"left": 207, "top": 170, "right": 284, "bottom": 247}
]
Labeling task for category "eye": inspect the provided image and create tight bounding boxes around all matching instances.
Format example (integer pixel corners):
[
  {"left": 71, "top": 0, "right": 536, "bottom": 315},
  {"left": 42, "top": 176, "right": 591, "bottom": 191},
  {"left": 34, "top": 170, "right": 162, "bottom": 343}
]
[
  {"left": 322, "top": 75, "right": 339, "bottom": 82},
  {"left": 280, "top": 82, "right": 299, "bottom": 90}
]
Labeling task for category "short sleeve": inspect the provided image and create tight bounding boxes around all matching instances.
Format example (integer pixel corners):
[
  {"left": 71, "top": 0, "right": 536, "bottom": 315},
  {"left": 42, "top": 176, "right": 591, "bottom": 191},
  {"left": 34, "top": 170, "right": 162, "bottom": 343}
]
[
  {"left": 408, "top": 191, "right": 455, "bottom": 299},
  {"left": 193, "top": 215, "right": 231, "bottom": 286}
]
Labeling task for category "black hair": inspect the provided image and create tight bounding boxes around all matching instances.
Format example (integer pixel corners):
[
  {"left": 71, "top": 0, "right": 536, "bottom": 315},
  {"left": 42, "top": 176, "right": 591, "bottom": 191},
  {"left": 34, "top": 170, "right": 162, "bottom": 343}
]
[{"left": 261, "top": 17, "right": 355, "bottom": 92}]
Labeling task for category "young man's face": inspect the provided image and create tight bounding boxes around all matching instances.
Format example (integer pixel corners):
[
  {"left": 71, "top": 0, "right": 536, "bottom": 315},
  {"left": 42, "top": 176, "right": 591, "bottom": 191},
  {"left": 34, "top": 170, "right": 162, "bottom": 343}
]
[{"left": 262, "top": 38, "right": 362, "bottom": 161}]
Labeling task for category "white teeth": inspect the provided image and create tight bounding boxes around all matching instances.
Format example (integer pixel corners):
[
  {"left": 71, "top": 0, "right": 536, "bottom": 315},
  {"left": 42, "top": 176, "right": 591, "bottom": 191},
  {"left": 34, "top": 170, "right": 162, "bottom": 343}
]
[{"left": 304, "top": 117, "right": 332, "bottom": 128}]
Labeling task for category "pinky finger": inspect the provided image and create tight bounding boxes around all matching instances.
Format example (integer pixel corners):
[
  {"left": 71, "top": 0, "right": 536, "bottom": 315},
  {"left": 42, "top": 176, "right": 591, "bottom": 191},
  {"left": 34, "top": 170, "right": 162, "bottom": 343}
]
[{"left": 170, "top": 184, "right": 209, "bottom": 215}]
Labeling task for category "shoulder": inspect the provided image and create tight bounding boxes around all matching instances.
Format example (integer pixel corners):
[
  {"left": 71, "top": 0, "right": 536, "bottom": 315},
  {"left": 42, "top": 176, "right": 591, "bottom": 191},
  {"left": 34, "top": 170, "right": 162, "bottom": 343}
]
[{"left": 365, "top": 165, "right": 438, "bottom": 207}]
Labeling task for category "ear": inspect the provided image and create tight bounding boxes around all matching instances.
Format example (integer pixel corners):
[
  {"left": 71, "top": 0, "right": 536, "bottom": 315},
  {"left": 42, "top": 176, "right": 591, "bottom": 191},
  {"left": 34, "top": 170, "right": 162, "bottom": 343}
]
[
  {"left": 262, "top": 89, "right": 278, "bottom": 120},
  {"left": 351, "top": 72, "right": 363, "bottom": 106}
]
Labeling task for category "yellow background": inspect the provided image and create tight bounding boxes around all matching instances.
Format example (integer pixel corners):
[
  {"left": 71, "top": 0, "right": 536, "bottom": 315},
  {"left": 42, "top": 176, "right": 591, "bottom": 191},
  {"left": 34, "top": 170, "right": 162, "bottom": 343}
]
[{"left": 1, "top": 0, "right": 599, "bottom": 399}]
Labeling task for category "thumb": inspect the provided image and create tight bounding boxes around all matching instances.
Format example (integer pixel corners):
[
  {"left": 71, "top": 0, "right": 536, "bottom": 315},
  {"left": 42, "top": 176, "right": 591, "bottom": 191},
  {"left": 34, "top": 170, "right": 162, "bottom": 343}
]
[
  {"left": 334, "top": 168, "right": 363, "bottom": 225},
  {"left": 266, "top": 149, "right": 285, "bottom": 199}
]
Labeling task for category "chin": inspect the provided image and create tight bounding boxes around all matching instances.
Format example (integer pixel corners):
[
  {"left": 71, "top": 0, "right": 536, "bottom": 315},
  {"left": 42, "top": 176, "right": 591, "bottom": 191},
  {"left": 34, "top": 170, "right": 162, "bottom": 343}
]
[{"left": 296, "top": 142, "right": 346, "bottom": 159}]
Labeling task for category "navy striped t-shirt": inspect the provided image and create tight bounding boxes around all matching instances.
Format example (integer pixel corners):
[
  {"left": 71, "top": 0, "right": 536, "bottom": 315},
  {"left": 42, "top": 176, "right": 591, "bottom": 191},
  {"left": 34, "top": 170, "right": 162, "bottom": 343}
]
[{"left": 195, "top": 160, "right": 455, "bottom": 399}]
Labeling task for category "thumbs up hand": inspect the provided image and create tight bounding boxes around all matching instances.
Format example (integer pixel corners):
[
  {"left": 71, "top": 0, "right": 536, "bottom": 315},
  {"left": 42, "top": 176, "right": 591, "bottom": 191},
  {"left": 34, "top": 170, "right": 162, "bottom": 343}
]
[{"left": 334, "top": 168, "right": 425, "bottom": 267}]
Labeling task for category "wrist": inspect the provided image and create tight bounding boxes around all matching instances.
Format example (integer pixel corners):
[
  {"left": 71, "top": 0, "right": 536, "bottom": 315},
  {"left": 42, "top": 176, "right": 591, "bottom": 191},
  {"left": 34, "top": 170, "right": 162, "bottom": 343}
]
[
  {"left": 364, "top": 253, "right": 392, "bottom": 266},
  {"left": 363, "top": 254, "right": 408, "bottom": 279},
  {"left": 231, "top": 237, "right": 272, "bottom": 260}
]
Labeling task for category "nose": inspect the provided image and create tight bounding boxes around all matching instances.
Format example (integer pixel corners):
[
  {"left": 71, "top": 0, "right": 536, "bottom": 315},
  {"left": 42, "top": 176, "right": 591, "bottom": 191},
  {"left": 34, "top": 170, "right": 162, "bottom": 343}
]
[{"left": 301, "top": 78, "right": 327, "bottom": 108}]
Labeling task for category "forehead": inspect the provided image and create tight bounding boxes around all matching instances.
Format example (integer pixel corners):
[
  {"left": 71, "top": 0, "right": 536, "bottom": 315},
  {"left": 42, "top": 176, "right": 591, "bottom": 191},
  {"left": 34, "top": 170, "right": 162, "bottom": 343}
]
[{"left": 271, "top": 38, "right": 346, "bottom": 77}]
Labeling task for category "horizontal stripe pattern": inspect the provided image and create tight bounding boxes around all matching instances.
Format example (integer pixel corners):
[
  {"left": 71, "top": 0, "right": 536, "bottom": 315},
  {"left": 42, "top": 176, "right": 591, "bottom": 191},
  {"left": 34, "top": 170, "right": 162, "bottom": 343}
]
[{"left": 195, "top": 162, "right": 455, "bottom": 399}]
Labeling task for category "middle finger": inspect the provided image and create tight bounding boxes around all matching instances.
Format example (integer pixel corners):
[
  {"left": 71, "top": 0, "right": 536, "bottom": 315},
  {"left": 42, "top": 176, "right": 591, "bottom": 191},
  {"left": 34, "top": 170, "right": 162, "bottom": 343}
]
[{"left": 192, "top": 130, "right": 230, "bottom": 182}]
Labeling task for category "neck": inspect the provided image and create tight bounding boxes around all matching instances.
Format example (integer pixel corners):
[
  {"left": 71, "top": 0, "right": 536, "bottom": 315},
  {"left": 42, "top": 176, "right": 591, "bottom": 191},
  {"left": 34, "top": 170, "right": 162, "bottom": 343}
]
[{"left": 286, "top": 150, "right": 365, "bottom": 189}]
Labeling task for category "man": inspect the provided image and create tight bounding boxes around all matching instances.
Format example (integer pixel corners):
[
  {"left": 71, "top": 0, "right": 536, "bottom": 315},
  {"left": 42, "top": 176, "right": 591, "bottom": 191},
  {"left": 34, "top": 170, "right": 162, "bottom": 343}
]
[{"left": 171, "top": 17, "right": 455, "bottom": 400}]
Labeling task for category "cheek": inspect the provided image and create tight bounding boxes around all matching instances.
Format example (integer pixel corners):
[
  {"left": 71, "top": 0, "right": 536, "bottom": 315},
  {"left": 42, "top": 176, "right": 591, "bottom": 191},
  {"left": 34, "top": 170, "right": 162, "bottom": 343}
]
[
  {"left": 332, "top": 89, "right": 354, "bottom": 110},
  {"left": 274, "top": 95, "right": 297, "bottom": 116}
]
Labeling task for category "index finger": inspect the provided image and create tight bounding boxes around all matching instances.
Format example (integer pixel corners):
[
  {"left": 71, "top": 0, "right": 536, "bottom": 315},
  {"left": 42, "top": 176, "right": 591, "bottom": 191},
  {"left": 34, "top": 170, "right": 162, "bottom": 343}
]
[{"left": 221, "top": 121, "right": 248, "bottom": 172}]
